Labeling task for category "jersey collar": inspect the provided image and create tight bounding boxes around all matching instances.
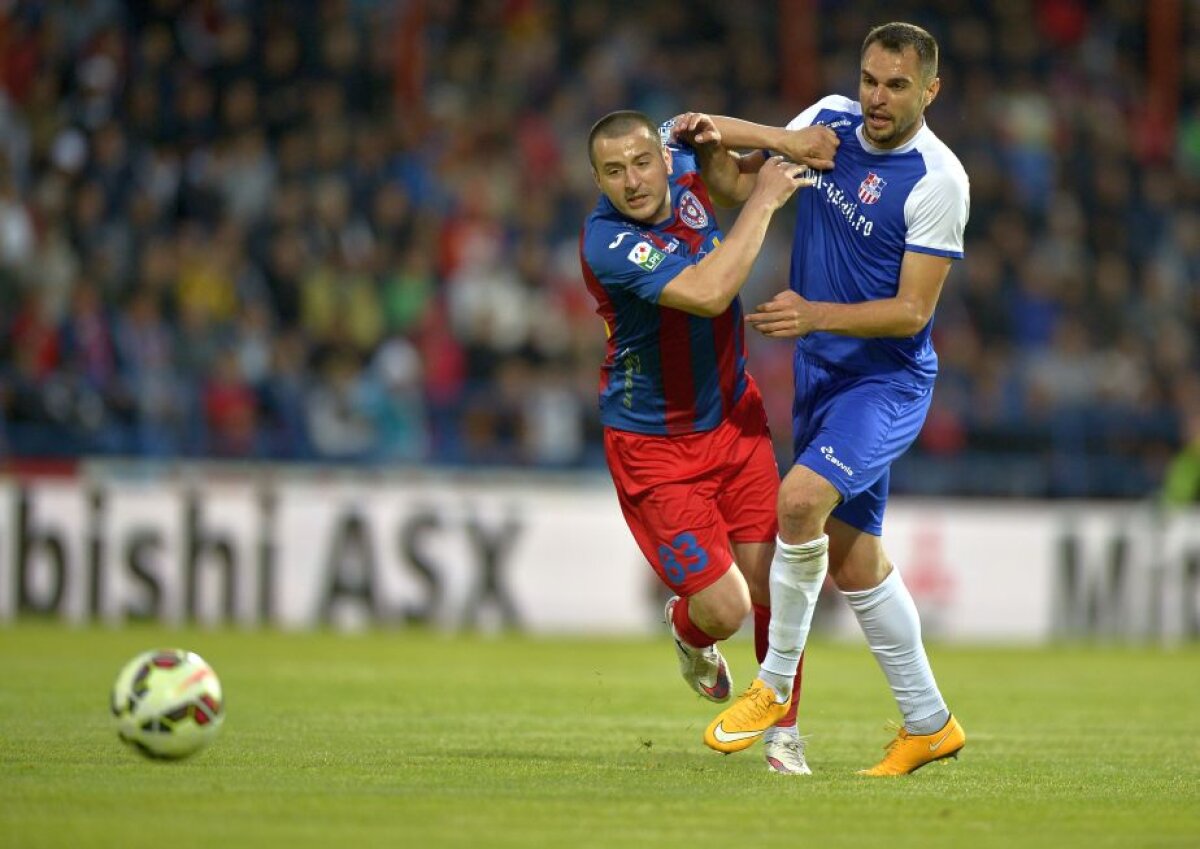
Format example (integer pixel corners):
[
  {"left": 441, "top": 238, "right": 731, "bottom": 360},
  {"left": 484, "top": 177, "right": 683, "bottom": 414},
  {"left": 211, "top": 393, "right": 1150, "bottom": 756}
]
[{"left": 855, "top": 118, "right": 929, "bottom": 155}]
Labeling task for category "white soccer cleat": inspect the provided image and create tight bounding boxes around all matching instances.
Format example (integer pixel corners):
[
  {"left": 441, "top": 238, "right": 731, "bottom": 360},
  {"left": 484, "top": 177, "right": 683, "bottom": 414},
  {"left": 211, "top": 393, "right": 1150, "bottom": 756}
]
[
  {"left": 763, "top": 728, "right": 812, "bottom": 775},
  {"left": 664, "top": 597, "right": 733, "bottom": 702}
]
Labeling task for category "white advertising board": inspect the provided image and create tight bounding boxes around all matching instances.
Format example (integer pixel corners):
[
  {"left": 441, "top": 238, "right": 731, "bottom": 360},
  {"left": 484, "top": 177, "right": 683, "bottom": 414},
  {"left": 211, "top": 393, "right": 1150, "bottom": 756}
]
[{"left": 0, "top": 470, "right": 1196, "bottom": 642}]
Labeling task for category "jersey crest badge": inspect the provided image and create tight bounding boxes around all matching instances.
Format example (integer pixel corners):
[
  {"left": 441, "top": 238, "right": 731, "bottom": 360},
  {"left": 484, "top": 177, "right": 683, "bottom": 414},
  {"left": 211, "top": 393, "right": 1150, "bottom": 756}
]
[
  {"left": 628, "top": 240, "right": 665, "bottom": 271},
  {"left": 857, "top": 171, "right": 887, "bottom": 205},
  {"left": 679, "top": 190, "right": 709, "bottom": 229}
]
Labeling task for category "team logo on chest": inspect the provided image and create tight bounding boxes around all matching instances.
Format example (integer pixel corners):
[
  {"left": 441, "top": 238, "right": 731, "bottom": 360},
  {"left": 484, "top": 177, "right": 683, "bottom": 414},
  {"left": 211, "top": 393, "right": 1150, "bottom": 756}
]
[
  {"left": 857, "top": 171, "right": 887, "bottom": 205},
  {"left": 678, "top": 190, "right": 709, "bottom": 229}
]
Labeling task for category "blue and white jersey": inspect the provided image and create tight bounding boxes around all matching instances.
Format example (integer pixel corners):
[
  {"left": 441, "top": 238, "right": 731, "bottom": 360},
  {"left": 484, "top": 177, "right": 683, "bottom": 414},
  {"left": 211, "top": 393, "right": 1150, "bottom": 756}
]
[{"left": 784, "top": 95, "right": 969, "bottom": 384}]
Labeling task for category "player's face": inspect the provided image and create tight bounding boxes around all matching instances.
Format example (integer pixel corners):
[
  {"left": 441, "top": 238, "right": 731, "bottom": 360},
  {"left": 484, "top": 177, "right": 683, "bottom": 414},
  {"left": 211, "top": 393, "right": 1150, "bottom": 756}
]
[
  {"left": 591, "top": 128, "right": 673, "bottom": 224},
  {"left": 859, "top": 43, "right": 939, "bottom": 149}
]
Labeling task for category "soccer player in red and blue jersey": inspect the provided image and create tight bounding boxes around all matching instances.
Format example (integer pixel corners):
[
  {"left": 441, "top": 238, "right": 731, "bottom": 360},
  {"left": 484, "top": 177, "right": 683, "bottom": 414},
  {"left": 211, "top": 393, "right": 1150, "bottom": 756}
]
[
  {"left": 685, "top": 22, "right": 970, "bottom": 775},
  {"left": 579, "top": 110, "right": 836, "bottom": 774}
]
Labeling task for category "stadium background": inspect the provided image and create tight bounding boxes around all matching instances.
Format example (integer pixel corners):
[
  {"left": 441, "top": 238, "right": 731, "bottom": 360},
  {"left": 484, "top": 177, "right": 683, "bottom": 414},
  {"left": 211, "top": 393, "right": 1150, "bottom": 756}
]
[
  {"left": 1, "top": 5, "right": 1198, "bottom": 848},
  {"left": 0, "top": 0, "right": 1197, "bottom": 643}
]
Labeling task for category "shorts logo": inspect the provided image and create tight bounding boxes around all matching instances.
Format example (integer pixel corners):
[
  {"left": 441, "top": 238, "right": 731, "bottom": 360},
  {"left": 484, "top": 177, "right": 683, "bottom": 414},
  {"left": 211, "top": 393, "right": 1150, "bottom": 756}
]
[
  {"left": 857, "top": 171, "right": 887, "bottom": 205},
  {"left": 820, "top": 445, "right": 854, "bottom": 476},
  {"left": 678, "top": 190, "right": 709, "bottom": 229},
  {"left": 659, "top": 532, "right": 709, "bottom": 585},
  {"left": 627, "top": 240, "right": 665, "bottom": 271}
]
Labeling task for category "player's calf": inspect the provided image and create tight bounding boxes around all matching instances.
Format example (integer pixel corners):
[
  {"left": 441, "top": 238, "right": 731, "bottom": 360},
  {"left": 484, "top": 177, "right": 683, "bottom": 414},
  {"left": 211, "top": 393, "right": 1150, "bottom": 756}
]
[{"left": 664, "top": 597, "right": 733, "bottom": 702}]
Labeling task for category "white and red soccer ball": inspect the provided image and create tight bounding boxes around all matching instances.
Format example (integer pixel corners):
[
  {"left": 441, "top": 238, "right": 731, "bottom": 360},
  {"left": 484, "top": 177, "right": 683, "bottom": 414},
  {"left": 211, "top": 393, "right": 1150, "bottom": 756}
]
[{"left": 110, "top": 648, "right": 225, "bottom": 759}]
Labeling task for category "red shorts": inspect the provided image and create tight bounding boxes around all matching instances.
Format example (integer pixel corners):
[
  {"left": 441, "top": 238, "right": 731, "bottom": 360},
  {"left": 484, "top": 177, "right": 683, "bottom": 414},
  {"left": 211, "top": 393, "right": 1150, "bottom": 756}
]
[{"left": 604, "top": 382, "right": 780, "bottom": 597}]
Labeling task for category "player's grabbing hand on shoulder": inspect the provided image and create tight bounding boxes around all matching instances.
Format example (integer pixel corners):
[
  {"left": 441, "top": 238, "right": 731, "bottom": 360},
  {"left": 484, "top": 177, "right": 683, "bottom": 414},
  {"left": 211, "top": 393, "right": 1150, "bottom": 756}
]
[{"left": 772, "top": 125, "right": 840, "bottom": 172}]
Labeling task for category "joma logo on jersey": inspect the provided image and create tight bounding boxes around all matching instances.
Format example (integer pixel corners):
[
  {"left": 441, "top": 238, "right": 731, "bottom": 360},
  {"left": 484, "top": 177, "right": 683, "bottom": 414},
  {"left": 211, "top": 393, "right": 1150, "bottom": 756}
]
[
  {"left": 858, "top": 171, "right": 887, "bottom": 205},
  {"left": 627, "top": 241, "right": 665, "bottom": 271}
]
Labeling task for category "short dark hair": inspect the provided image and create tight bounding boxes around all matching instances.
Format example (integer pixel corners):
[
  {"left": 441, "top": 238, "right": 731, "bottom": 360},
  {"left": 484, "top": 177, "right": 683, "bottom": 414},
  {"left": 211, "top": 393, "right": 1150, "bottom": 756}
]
[
  {"left": 587, "top": 110, "right": 659, "bottom": 168},
  {"left": 862, "top": 22, "right": 938, "bottom": 83}
]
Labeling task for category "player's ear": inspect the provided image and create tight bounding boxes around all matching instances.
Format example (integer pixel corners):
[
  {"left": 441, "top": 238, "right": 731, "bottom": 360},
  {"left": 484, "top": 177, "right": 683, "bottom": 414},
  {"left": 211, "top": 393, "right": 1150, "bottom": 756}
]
[
  {"left": 663, "top": 144, "right": 673, "bottom": 175},
  {"left": 924, "top": 77, "right": 940, "bottom": 108}
]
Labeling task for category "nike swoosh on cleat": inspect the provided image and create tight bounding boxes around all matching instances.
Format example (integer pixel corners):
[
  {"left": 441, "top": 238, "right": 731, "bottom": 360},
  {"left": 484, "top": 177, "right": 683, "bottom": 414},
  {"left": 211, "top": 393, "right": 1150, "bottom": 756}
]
[
  {"left": 928, "top": 728, "right": 956, "bottom": 752},
  {"left": 703, "top": 682, "right": 730, "bottom": 699},
  {"left": 712, "top": 724, "right": 765, "bottom": 744}
]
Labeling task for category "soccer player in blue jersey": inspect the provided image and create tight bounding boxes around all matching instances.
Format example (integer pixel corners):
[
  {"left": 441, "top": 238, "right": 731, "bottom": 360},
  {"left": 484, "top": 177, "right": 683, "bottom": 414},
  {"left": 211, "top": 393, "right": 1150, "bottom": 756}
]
[
  {"left": 683, "top": 22, "right": 970, "bottom": 775},
  {"left": 579, "top": 110, "right": 836, "bottom": 774}
]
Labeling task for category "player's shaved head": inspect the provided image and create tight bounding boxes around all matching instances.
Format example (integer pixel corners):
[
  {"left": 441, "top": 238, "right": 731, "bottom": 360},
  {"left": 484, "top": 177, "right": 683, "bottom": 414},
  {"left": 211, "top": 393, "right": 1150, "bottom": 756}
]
[
  {"left": 862, "top": 22, "right": 938, "bottom": 84},
  {"left": 588, "top": 110, "right": 660, "bottom": 168}
]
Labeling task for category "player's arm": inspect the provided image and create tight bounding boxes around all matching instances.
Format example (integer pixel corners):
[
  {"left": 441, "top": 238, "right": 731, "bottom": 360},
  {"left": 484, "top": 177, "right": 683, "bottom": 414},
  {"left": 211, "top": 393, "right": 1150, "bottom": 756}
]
[
  {"left": 672, "top": 113, "right": 837, "bottom": 203},
  {"left": 747, "top": 251, "right": 952, "bottom": 338},
  {"left": 670, "top": 112, "right": 757, "bottom": 206},
  {"left": 705, "top": 116, "right": 838, "bottom": 172},
  {"left": 658, "top": 156, "right": 812, "bottom": 318}
]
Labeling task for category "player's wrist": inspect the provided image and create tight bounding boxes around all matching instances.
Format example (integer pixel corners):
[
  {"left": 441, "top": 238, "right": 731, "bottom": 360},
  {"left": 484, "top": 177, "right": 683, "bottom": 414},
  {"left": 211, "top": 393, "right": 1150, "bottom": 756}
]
[{"left": 811, "top": 300, "right": 833, "bottom": 333}]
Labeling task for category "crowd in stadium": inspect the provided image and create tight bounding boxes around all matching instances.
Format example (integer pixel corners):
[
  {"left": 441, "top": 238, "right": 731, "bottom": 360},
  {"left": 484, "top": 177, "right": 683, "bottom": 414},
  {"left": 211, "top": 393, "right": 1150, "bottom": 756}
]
[{"left": 0, "top": 0, "right": 1197, "bottom": 498}]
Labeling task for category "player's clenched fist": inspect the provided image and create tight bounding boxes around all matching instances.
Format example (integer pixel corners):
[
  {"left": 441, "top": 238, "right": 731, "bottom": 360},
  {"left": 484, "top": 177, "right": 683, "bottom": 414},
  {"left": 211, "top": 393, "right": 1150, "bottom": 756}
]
[{"left": 670, "top": 112, "right": 723, "bottom": 147}]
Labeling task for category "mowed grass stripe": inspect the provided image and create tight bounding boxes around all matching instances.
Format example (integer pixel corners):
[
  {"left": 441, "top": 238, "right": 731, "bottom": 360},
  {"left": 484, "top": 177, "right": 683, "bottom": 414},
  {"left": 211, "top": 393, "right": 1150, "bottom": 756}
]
[{"left": 1, "top": 624, "right": 1197, "bottom": 849}]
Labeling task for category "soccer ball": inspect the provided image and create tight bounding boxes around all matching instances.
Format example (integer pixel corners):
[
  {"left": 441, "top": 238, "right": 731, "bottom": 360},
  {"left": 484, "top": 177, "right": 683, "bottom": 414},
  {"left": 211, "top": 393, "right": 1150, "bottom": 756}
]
[{"left": 110, "top": 648, "right": 225, "bottom": 759}]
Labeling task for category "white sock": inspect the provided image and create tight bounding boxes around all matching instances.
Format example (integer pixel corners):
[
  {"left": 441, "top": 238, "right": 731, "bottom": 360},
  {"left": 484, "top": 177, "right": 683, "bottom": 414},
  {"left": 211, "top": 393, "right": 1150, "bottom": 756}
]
[
  {"left": 842, "top": 568, "right": 949, "bottom": 735},
  {"left": 763, "top": 724, "right": 800, "bottom": 744},
  {"left": 760, "top": 534, "right": 829, "bottom": 700}
]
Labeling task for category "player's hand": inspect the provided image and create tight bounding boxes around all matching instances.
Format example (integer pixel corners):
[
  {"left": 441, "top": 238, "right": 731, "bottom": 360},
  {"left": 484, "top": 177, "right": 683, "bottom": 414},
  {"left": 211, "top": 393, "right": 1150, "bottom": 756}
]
[
  {"left": 750, "top": 155, "right": 815, "bottom": 211},
  {"left": 777, "top": 126, "right": 839, "bottom": 171},
  {"left": 746, "top": 289, "right": 819, "bottom": 337},
  {"left": 671, "top": 112, "right": 723, "bottom": 147}
]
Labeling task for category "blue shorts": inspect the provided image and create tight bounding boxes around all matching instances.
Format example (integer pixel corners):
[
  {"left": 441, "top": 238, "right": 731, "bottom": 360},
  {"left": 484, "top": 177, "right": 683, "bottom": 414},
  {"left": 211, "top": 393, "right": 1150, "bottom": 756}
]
[{"left": 791, "top": 351, "right": 932, "bottom": 535}]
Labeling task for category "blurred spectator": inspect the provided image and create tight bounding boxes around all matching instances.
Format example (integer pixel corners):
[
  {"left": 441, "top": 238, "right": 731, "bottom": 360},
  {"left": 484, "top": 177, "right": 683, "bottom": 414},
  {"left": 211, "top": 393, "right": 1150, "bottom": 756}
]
[
  {"left": 305, "top": 348, "right": 375, "bottom": 461},
  {"left": 1162, "top": 404, "right": 1200, "bottom": 507},
  {"left": 363, "top": 336, "right": 429, "bottom": 462},
  {"left": 202, "top": 347, "right": 259, "bottom": 457},
  {"left": 113, "top": 286, "right": 186, "bottom": 455},
  {"left": 0, "top": 161, "right": 33, "bottom": 272}
]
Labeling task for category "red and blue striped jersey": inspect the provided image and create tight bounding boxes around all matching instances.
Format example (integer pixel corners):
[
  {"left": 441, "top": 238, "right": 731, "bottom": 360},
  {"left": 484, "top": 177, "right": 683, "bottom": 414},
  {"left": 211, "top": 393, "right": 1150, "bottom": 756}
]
[{"left": 579, "top": 140, "right": 751, "bottom": 436}]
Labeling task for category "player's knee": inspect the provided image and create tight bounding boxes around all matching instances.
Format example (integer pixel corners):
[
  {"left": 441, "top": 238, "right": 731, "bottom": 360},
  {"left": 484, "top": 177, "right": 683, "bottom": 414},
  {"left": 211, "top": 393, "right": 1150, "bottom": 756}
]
[{"left": 777, "top": 483, "right": 833, "bottom": 527}]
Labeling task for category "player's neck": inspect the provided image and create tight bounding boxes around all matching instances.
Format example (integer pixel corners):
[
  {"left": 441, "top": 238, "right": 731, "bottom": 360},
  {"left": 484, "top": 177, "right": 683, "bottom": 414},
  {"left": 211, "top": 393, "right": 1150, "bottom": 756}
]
[{"left": 649, "top": 197, "right": 674, "bottom": 225}]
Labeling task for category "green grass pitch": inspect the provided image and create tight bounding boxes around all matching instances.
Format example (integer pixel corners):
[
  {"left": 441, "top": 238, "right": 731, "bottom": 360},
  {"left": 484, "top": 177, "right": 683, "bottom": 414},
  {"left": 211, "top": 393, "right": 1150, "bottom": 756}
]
[{"left": 1, "top": 622, "right": 1198, "bottom": 849}]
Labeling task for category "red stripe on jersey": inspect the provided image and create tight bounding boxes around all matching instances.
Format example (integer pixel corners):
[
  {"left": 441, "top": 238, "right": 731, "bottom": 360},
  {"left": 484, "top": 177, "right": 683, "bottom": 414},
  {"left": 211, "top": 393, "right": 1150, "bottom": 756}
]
[
  {"left": 658, "top": 307, "right": 695, "bottom": 435},
  {"left": 712, "top": 308, "right": 738, "bottom": 414},
  {"left": 664, "top": 173, "right": 713, "bottom": 254},
  {"left": 579, "top": 231, "right": 616, "bottom": 394}
]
